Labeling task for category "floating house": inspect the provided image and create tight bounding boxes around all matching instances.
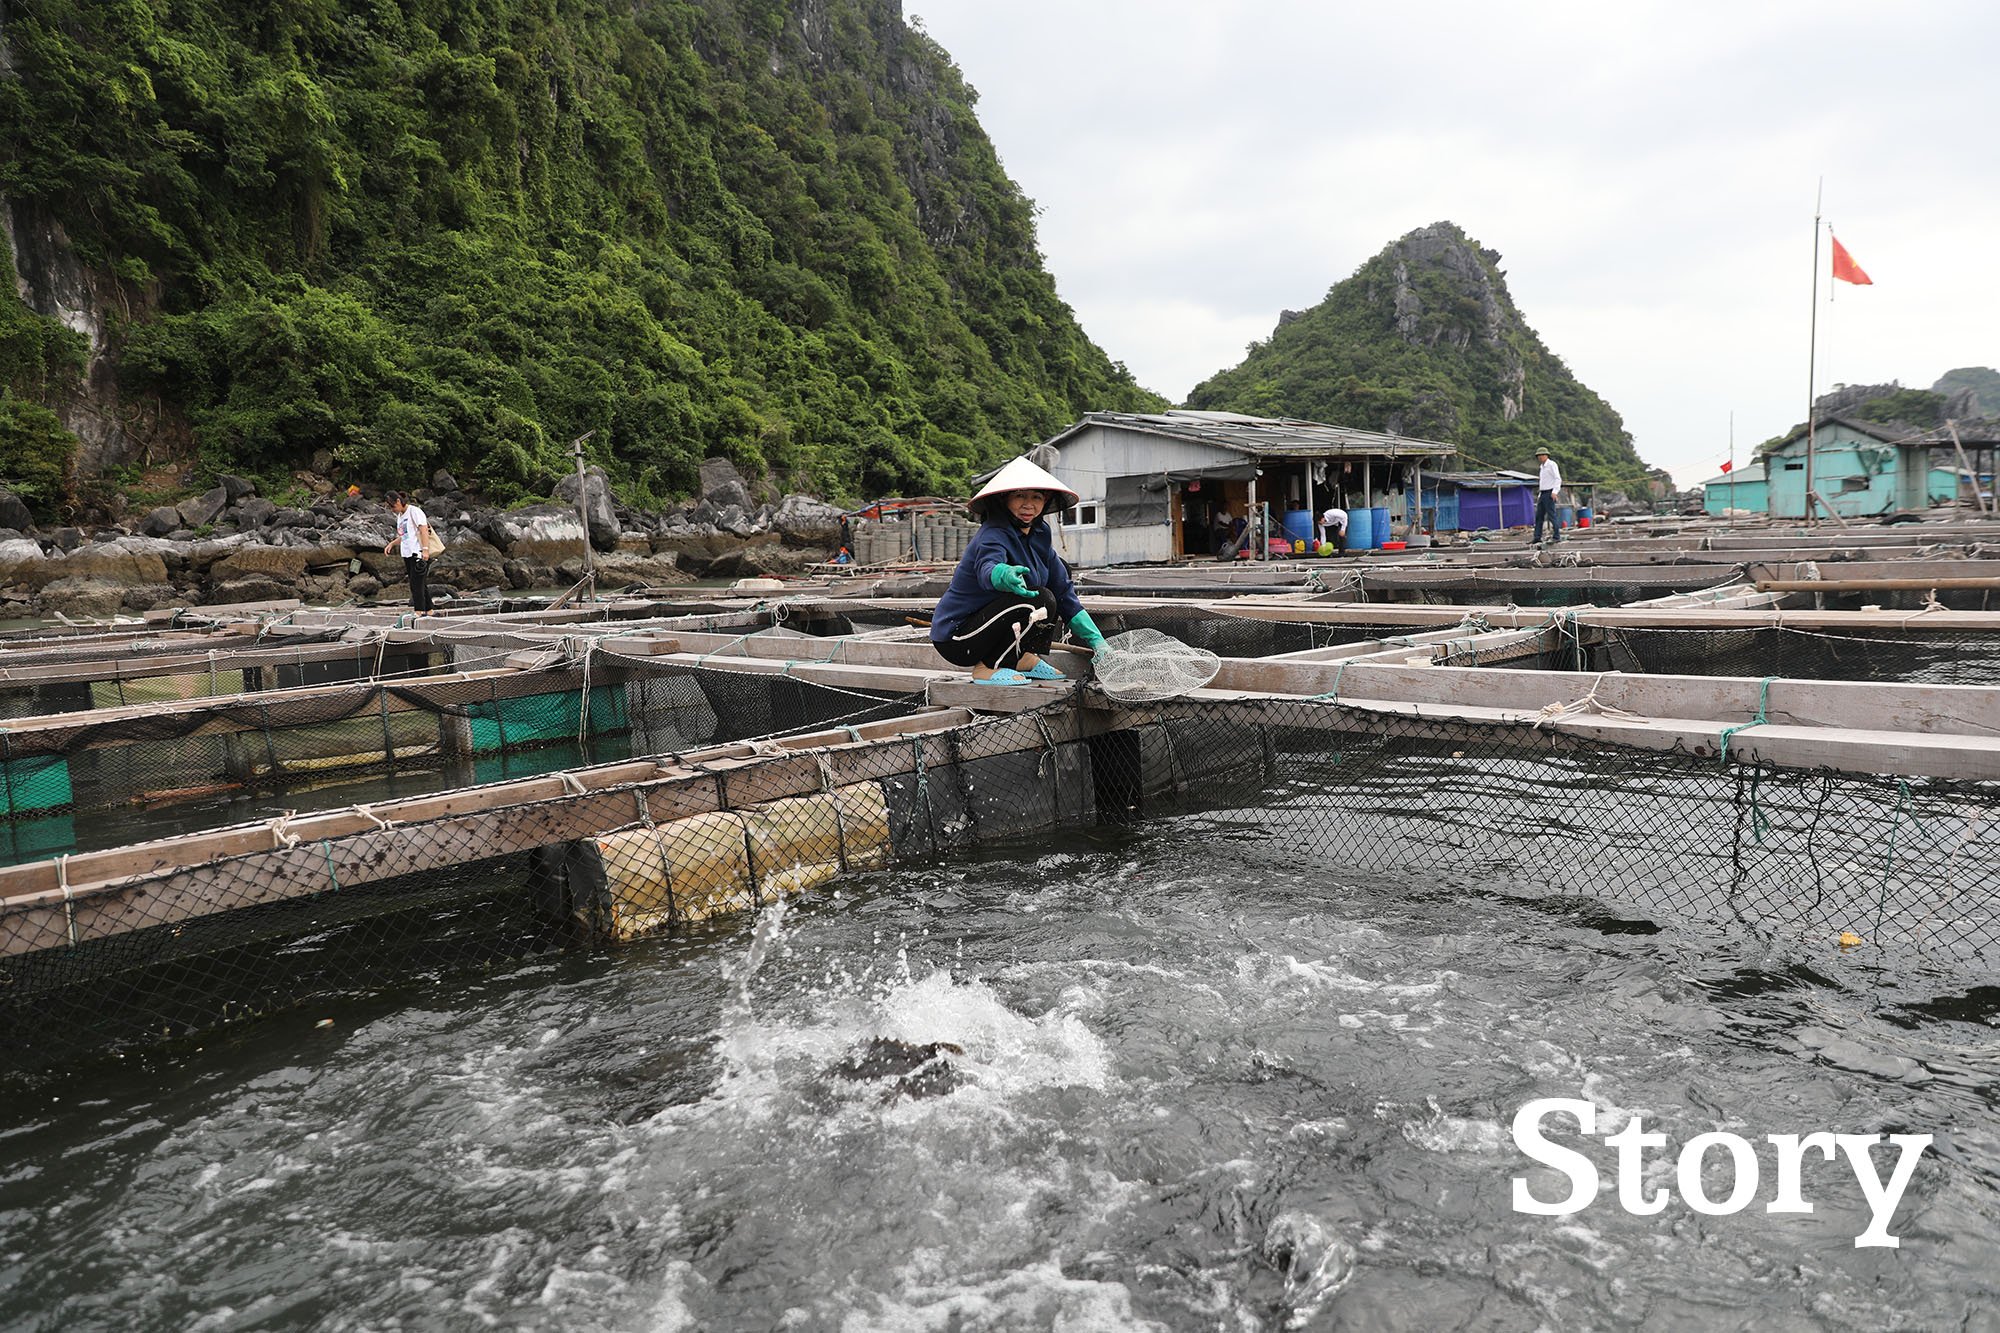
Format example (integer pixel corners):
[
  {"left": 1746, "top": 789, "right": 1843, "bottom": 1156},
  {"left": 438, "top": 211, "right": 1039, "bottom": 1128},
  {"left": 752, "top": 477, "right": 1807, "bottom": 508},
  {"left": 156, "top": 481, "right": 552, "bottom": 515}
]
[
  {"left": 1033, "top": 410, "right": 1455, "bottom": 565},
  {"left": 1423, "top": 470, "right": 1539, "bottom": 534},
  {"left": 1761, "top": 415, "right": 2000, "bottom": 518},
  {"left": 1699, "top": 464, "right": 1769, "bottom": 516}
]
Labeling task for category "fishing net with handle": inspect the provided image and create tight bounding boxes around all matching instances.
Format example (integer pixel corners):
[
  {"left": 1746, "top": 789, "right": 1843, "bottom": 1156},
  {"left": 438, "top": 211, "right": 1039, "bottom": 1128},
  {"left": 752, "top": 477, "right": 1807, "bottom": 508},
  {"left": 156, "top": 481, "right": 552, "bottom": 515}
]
[{"left": 1077, "top": 628, "right": 1222, "bottom": 703}]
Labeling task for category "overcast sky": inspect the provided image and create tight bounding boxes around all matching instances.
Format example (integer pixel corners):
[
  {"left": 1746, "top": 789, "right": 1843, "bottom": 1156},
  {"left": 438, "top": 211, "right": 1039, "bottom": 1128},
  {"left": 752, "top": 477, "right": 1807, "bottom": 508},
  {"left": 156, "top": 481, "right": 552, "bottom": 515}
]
[{"left": 906, "top": 0, "right": 1998, "bottom": 489}]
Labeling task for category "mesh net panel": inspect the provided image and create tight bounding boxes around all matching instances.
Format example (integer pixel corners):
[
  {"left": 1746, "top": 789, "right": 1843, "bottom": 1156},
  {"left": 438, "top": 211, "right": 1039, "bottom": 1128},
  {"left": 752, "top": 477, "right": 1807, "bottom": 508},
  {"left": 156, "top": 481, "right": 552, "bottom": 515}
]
[
  {"left": 5, "top": 687, "right": 1997, "bottom": 1076},
  {"left": 0, "top": 654, "right": 919, "bottom": 866},
  {"left": 1091, "top": 629, "right": 1222, "bottom": 703},
  {"left": 1589, "top": 625, "right": 2000, "bottom": 684}
]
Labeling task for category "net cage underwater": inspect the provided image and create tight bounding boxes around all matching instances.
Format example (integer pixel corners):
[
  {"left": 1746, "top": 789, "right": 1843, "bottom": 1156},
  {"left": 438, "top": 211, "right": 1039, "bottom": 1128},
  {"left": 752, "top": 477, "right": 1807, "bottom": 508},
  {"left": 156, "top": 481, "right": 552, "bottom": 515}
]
[
  {"left": 0, "top": 628, "right": 919, "bottom": 858},
  {"left": 3, "top": 665, "right": 1997, "bottom": 1076}
]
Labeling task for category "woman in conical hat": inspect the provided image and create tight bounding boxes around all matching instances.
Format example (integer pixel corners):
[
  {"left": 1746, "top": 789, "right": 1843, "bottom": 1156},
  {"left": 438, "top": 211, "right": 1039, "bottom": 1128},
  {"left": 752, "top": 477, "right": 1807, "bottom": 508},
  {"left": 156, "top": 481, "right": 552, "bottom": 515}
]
[{"left": 929, "top": 456, "right": 1107, "bottom": 685}]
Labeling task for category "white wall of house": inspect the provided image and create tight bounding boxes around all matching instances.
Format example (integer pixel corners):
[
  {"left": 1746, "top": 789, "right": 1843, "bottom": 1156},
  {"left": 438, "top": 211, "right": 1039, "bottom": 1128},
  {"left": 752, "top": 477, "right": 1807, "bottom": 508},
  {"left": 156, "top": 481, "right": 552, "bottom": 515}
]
[
  {"left": 1048, "top": 426, "right": 1252, "bottom": 566},
  {"left": 1049, "top": 426, "right": 1243, "bottom": 494}
]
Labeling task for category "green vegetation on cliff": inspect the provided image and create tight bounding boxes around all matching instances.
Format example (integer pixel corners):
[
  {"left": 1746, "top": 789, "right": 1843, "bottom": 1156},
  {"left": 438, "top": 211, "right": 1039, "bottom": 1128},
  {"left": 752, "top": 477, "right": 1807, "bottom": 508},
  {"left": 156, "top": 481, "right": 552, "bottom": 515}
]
[
  {"left": 1186, "top": 222, "right": 1652, "bottom": 489},
  {"left": 0, "top": 0, "right": 1160, "bottom": 511}
]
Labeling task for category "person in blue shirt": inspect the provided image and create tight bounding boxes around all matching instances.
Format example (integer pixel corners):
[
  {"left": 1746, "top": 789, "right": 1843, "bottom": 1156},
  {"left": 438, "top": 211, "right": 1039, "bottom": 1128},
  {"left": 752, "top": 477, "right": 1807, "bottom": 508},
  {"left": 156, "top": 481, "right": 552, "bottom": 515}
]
[{"left": 930, "top": 456, "right": 1107, "bottom": 686}]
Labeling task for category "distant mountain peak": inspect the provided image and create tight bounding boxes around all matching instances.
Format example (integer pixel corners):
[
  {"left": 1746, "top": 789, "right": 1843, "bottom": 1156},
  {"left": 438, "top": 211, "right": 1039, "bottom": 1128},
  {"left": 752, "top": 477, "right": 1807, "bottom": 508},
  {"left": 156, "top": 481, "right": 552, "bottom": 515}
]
[{"left": 1187, "top": 222, "right": 1654, "bottom": 488}]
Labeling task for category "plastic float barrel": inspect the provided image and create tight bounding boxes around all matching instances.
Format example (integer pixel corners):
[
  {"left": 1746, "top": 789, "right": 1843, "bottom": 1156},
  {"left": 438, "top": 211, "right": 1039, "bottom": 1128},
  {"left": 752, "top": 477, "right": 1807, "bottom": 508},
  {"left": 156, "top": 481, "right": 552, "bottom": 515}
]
[
  {"left": 1578, "top": 507, "right": 1593, "bottom": 527},
  {"left": 1281, "top": 508, "right": 1314, "bottom": 544},
  {"left": 573, "top": 783, "right": 892, "bottom": 940},
  {"left": 1344, "top": 507, "right": 1373, "bottom": 550},
  {"left": 1369, "top": 506, "right": 1390, "bottom": 549}
]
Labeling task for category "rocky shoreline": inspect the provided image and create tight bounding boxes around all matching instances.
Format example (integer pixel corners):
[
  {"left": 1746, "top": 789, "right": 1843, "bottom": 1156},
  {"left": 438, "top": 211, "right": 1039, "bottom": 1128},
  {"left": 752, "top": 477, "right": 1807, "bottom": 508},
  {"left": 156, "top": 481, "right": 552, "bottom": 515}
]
[{"left": 0, "top": 459, "right": 847, "bottom": 619}]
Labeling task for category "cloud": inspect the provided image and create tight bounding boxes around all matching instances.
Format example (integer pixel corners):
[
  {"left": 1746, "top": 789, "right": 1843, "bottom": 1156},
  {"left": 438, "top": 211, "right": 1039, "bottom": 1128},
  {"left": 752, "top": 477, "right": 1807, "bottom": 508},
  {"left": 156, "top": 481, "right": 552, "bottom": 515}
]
[{"left": 911, "top": 0, "right": 2000, "bottom": 488}]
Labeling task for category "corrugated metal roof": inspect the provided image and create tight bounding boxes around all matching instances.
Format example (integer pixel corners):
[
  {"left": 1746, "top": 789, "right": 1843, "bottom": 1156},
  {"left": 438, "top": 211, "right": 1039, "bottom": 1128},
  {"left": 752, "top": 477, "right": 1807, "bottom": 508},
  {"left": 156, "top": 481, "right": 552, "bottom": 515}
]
[
  {"left": 1042, "top": 410, "right": 1457, "bottom": 460},
  {"left": 1771, "top": 414, "right": 2000, "bottom": 451},
  {"left": 1427, "top": 469, "right": 1535, "bottom": 487}
]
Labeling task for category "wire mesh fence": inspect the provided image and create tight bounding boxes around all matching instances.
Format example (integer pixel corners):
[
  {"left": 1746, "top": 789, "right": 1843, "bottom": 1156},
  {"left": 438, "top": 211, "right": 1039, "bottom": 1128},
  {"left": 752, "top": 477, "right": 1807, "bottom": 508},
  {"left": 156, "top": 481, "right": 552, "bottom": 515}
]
[
  {"left": 3, "top": 684, "right": 1997, "bottom": 1074},
  {"left": 1588, "top": 624, "right": 2000, "bottom": 684},
  {"left": 0, "top": 654, "right": 919, "bottom": 865}
]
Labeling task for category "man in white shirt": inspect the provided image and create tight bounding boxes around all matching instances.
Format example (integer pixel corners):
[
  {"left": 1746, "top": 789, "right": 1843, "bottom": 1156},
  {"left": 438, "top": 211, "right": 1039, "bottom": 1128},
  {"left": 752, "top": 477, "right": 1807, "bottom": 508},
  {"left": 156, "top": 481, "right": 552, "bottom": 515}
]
[
  {"left": 383, "top": 490, "right": 435, "bottom": 611},
  {"left": 1319, "top": 506, "right": 1348, "bottom": 553},
  {"left": 1532, "top": 449, "right": 1562, "bottom": 546}
]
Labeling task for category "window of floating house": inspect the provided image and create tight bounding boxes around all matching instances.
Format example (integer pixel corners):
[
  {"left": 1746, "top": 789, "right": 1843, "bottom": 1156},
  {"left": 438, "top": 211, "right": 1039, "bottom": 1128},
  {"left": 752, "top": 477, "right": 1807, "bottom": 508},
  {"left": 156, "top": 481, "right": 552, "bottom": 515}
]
[{"left": 1106, "top": 475, "right": 1170, "bottom": 528}]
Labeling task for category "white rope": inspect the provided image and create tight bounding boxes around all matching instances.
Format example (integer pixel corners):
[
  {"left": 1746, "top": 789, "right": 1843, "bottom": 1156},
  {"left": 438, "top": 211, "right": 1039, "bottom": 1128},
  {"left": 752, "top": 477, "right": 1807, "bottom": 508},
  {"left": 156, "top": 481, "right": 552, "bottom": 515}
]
[
  {"left": 575, "top": 638, "right": 595, "bottom": 750},
  {"left": 270, "top": 811, "right": 302, "bottom": 850},
  {"left": 352, "top": 802, "right": 394, "bottom": 831},
  {"left": 817, "top": 753, "right": 854, "bottom": 867},
  {"left": 558, "top": 771, "right": 588, "bottom": 795},
  {"left": 58, "top": 853, "right": 77, "bottom": 948},
  {"left": 1534, "top": 672, "right": 1647, "bottom": 725},
  {"left": 1898, "top": 590, "right": 1947, "bottom": 627}
]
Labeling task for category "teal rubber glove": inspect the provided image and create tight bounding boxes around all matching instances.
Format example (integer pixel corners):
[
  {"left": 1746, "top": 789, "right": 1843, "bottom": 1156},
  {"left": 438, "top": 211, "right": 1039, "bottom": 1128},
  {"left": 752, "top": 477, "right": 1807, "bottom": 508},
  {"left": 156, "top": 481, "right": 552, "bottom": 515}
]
[
  {"left": 1068, "top": 609, "right": 1106, "bottom": 651},
  {"left": 990, "top": 563, "right": 1034, "bottom": 597}
]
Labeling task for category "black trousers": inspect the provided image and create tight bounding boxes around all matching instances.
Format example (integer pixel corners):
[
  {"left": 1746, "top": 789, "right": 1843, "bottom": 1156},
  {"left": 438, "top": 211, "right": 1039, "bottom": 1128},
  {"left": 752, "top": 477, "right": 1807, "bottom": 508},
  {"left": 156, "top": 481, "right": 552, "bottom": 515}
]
[
  {"left": 404, "top": 554, "right": 431, "bottom": 611},
  {"left": 933, "top": 591, "right": 1057, "bottom": 669},
  {"left": 1533, "top": 491, "right": 1560, "bottom": 544}
]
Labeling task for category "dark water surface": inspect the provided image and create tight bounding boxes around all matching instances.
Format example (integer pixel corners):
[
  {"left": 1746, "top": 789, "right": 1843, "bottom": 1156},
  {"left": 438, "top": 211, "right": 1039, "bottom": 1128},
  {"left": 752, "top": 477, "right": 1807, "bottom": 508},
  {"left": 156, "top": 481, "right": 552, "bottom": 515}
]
[{"left": 2, "top": 811, "right": 1997, "bottom": 1331}]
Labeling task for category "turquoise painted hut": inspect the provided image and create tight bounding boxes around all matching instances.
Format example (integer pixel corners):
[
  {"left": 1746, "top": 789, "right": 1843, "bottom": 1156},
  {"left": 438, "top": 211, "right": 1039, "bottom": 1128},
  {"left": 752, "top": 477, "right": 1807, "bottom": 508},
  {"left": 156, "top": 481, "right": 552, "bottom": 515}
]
[
  {"left": 1761, "top": 415, "right": 2000, "bottom": 518},
  {"left": 1763, "top": 416, "right": 1944, "bottom": 519},
  {"left": 1699, "top": 463, "right": 1768, "bottom": 515}
]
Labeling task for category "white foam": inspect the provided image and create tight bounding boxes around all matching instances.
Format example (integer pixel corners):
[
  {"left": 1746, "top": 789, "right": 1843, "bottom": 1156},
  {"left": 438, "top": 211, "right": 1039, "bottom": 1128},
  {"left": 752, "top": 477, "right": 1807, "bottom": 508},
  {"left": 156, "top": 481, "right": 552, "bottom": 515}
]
[
  {"left": 702, "top": 964, "right": 1114, "bottom": 1129},
  {"left": 1402, "top": 1110, "right": 1510, "bottom": 1155},
  {"left": 835, "top": 1257, "right": 1166, "bottom": 1333}
]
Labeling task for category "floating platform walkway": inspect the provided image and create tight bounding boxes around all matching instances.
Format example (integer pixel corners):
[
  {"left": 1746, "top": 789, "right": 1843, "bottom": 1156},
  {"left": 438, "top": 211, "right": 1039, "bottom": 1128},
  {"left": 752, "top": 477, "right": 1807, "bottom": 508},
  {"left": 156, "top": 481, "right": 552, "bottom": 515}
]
[{"left": 5, "top": 552, "right": 2000, "bottom": 1067}]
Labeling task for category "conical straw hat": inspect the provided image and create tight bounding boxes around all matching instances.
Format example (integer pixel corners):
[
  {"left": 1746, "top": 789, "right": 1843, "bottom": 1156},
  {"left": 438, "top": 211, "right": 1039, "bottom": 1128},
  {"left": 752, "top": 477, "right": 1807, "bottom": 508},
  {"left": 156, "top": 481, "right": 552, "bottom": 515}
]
[{"left": 967, "top": 456, "right": 1080, "bottom": 520}]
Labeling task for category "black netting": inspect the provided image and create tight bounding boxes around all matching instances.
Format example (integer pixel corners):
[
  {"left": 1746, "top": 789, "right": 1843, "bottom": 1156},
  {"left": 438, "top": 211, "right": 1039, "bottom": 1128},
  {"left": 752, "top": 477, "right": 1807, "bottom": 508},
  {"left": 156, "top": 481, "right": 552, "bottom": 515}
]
[
  {"left": 1092, "top": 609, "right": 1386, "bottom": 658},
  {"left": 5, "top": 688, "right": 1996, "bottom": 1076},
  {"left": 1587, "top": 625, "right": 2000, "bottom": 684},
  {"left": 0, "top": 653, "right": 918, "bottom": 866}
]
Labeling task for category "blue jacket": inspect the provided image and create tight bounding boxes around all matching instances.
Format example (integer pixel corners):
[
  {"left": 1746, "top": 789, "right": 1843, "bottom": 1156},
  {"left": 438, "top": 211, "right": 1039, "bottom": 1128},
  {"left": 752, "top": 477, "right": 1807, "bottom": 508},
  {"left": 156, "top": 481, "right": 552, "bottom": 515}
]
[{"left": 930, "top": 515, "right": 1083, "bottom": 642}]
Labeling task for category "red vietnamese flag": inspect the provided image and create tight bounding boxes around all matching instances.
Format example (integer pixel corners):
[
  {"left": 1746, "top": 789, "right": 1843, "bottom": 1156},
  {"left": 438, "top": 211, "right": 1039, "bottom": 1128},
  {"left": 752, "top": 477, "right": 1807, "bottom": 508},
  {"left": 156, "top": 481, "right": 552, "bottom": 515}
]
[
  {"left": 1831, "top": 233, "right": 1873, "bottom": 285},
  {"left": 1719, "top": 460, "right": 1734, "bottom": 473}
]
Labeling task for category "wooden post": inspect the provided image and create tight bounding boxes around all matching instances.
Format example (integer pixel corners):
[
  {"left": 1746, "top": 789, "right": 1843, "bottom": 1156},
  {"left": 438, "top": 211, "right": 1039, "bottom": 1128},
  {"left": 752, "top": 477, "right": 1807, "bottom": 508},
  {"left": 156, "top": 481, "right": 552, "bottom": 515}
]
[
  {"left": 1304, "top": 461, "right": 1315, "bottom": 550},
  {"left": 571, "top": 430, "right": 596, "bottom": 599},
  {"left": 1948, "top": 420, "right": 1991, "bottom": 515},
  {"left": 1247, "top": 473, "right": 1260, "bottom": 562}
]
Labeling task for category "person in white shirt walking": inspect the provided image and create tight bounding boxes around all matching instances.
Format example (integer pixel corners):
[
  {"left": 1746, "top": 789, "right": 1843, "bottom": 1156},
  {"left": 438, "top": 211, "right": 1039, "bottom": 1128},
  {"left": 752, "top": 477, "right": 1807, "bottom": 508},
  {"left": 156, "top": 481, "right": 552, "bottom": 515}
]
[
  {"left": 383, "top": 491, "right": 435, "bottom": 611},
  {"left": 1532, "top": 449, "right": 1563, "bottom": 546}
]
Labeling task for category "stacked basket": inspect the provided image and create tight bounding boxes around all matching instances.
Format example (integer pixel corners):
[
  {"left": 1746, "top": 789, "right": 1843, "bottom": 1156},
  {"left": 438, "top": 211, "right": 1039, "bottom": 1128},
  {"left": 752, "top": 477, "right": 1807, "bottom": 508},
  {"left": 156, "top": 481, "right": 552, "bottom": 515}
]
[{"left": 911, "top": 511, "right": 978, "bottom": 562}]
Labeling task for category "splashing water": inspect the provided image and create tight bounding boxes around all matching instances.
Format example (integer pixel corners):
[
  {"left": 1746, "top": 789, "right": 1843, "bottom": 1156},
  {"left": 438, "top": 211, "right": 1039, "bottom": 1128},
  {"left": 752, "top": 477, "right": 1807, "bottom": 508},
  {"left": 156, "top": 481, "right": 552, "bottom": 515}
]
[{"left": 3, "top": 819, "right": 1997, "bottom": 1330}]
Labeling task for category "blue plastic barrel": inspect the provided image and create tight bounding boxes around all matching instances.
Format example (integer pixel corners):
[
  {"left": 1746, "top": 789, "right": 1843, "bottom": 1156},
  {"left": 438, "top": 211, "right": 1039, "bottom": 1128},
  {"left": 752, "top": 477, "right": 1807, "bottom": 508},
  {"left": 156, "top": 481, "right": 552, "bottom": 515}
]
[
  {"left": 1557, "top": 504, "right": 1575, "bottom": 530},
  {"left": 1578, "top": 506, "right": 1593, "bottom": 527},
  {"left": 1344, "top": 507, "right": 1373, "bottom": 551},
  {"left": 1281, "top": 508, "right": 1313, "bottom": 544},
  {"left": 1369, "top": 506, "right": 1390, "bottom": 549}
]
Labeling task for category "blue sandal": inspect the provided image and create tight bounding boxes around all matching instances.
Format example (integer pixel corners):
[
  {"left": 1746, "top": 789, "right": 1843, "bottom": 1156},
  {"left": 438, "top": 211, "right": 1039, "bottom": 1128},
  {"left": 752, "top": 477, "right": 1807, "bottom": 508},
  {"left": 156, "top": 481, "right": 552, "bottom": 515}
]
[
  {"left": 1019, "top": 660, "right": 1066, "bottom": 681},
  {"left": 974, "top": 668, "right": 1030, "bottom": 686}
]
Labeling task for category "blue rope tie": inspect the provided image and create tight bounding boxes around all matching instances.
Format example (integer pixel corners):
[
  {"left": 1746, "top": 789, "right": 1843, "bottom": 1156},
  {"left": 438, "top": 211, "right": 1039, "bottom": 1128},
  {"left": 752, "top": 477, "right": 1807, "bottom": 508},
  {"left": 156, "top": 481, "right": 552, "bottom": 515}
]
[
  {"left": 1717, "top": 677, "right": 1774, "bottom": 764},
  {"left": 1309, "top": 660, "right": 1351, "bottom": 702}
]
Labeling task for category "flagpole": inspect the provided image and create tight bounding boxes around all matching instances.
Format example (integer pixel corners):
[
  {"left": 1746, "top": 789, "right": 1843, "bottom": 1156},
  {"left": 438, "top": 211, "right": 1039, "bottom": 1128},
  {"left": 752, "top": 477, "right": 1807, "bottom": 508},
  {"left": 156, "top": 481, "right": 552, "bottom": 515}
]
[
  {"left": 1728, "top": 410, "right": 1735, "bottom": 515},
  {"left": 1804, "top": 181, "right": 1822, "bottom": 524}
]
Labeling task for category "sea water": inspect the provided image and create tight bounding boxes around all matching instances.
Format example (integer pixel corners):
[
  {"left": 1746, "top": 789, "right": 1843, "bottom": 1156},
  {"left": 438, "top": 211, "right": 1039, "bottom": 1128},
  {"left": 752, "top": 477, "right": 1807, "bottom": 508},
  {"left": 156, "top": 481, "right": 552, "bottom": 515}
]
[{"left": 1, "top": 811, "right": 1995, "bottom": 1330}]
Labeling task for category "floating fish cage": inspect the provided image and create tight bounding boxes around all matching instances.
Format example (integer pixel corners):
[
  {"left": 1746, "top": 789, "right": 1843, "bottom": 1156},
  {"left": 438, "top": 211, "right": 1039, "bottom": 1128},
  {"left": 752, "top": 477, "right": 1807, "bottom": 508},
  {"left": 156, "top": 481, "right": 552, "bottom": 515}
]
[{"left": 4, "top": 672, "right": 1997, "bottom": 1073}]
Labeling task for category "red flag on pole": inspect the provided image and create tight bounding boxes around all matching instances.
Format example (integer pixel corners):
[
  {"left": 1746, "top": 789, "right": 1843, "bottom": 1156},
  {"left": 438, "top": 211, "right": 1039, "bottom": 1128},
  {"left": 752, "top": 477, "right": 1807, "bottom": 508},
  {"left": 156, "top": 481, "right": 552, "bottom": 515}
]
[
  {"left": 1831, "top": 233, "right": 1873, "bottom": 285},
  {"left": 1719, "top": 460, "right": 1734, "bottom": 473}
]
